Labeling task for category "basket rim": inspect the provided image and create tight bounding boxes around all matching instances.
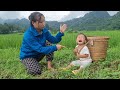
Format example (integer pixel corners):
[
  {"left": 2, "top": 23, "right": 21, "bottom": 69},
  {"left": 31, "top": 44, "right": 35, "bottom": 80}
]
[{"left": 87, "top": 36, "right": 110, "bottom": 39}]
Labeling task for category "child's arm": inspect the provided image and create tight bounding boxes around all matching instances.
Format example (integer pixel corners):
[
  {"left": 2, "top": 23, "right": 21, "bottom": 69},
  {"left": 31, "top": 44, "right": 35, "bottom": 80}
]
[
  {"left": 73, "top": 48, "right": 78, "bottom": 56},
  {"left": 76, "top": 53, "right": 89, "bottom": 58}
]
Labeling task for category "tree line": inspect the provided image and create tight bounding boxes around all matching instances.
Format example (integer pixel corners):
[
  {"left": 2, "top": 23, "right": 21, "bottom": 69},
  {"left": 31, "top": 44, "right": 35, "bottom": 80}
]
[{"left": 0, "top": 23, "right": 26, "bottom": 34}]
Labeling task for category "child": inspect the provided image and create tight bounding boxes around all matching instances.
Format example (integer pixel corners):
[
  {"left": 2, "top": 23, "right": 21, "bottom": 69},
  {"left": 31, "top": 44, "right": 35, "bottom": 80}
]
[{"left": 62, "top": 33, "right": 92, "bottom": 75}]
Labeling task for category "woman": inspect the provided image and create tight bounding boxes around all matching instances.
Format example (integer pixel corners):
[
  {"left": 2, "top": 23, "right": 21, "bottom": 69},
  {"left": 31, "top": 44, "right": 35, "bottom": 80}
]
[{"left": 20, "top": 12, "right": 67, "bottom": 75}]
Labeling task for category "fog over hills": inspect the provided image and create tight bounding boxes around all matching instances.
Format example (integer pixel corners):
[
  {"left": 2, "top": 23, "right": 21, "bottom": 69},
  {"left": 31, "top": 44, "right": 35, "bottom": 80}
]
[
  {"left": 59, "top": 11, "right": 119, "bottom": 22},
  {"left": 0, "top": 11, "right": 120, "bottom": 32}
]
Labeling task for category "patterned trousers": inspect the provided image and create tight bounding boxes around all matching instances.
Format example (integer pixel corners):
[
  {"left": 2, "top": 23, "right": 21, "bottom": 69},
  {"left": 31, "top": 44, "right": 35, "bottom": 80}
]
[{"left": 21, "top": 41, "right": 54, "bottom": 75}]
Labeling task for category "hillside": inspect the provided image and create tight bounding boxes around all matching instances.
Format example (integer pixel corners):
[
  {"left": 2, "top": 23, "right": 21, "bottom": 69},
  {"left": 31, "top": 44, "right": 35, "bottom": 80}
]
[
  {"left": 0, "top": 11, "right": 120, "bottom": 33},
  {"left": 47, "top": 11, "right": 112, "bottom": 30}
]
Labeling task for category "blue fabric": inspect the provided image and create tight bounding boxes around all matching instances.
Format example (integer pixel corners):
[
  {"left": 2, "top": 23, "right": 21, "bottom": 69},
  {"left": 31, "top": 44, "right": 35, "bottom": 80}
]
[{"left": 20, "top": 26, "right": 64, "bottom": 60}]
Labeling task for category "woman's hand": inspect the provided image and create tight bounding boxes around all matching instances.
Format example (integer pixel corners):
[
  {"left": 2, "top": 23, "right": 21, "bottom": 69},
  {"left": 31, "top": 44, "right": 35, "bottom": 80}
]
[
  {"left": 56, "top": 44, "right": 65, "bottom": 50},
  {"left": 60, "top": 24, "right": 67, "bottom": 33}
]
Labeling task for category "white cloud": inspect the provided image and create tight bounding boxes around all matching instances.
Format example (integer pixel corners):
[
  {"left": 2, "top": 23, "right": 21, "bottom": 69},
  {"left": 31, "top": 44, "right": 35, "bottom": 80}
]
[
  {"left": 42, "top": 11, "right": 70, "bottom": 21},
  {"left": 19, "top": 11, "right": 70, "bottom": 21},
  {"left": 107, "top": 11, "right": 119, "bottom": 16},
  {"left": 0, "top": 11, "right": 69, "bottom": 21},
  {"left": 0, "top": 11, "right": 21, "bottom": 19}
]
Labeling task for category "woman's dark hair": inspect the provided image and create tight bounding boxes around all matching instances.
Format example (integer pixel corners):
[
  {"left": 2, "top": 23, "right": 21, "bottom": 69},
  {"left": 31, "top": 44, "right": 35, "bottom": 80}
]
[
  {"left": 77, "top": 33, "right": 88, "bottom": 43},
  {"left": 28, "top": 12, "right": 44, "bottom": 26}
]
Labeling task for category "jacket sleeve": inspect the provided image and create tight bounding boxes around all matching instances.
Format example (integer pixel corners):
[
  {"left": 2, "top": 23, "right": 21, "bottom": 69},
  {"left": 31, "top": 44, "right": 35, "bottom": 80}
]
[
  {"left": 46, "top": 31, "right": 64, "bottom": 44},
  {"left": 24, "top": 35, "right": 57, "bottom": 54}
]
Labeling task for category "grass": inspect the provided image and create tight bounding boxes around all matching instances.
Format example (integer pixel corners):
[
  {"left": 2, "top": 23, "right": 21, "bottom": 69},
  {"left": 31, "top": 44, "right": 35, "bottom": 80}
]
[{"left": 0, "top": 30, "right": 120, "bottom": 79}]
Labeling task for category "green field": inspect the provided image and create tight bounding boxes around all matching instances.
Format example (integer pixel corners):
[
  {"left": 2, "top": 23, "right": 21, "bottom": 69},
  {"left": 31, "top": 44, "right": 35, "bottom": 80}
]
[{"left": 0, "top": 30, "right": 120, "bottom": 79}]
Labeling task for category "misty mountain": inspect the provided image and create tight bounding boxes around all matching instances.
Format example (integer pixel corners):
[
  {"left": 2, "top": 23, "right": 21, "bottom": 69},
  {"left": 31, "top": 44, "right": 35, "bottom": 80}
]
[
  {"left": 105, "top": 11, "right": 120, "bottom": 29},
  {"left": 48, "top": 11, "right": 111, "bottom": 30},
  {"left": 0, "top": 18, "right": 30, "bottom": 29},
  {"left": 59, "top": 11, "right": 90, "bottom": 22},
  {"left": 46, "top": 21, "right": 60, "bottom": 30},
  {"left": 0, "top": 18, "right": 4, "bottom": 24},
  {"left": 66, "top": 11, "right": 111, "bottom": 30},
  {"left": 16, "top": 18, "right": 30, "bottom": 28},
  {"left": 48, "top": 11, "right": 120, "bottom": 30},
  {"left": 0, "top": 11, "right": 120, "bottom": 32},
  {"left": 59, "top": 11, "right": 118, "bottom": 22},
  {"left": 83, "top": 11, "right": 110, "bottom": 18},
  {"left": 4, "top": 18, "right": 20, "bottom": 24}
]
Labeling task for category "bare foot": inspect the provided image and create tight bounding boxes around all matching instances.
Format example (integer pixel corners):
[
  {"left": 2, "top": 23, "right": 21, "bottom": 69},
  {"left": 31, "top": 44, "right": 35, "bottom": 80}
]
[
  {"left": 72, "top": 70, "right": 80, "bottom": 75},
  {"left": 60, "top": 67, "right": 68, "bottom": 70},
  {"left": 60, "top": 64, "right": 72, "bottom": 70}
]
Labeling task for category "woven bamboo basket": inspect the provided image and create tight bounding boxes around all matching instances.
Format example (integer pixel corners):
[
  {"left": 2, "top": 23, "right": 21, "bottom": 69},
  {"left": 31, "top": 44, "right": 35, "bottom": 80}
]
[{"left": 87, "top": 36, "right": 110, "bottom": 62}]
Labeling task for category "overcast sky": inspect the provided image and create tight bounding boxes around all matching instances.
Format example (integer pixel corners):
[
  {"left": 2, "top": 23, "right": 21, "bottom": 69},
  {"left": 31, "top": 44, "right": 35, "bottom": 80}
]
[{"left": 0, "top": 11, "right": 119, "bottom": 21}]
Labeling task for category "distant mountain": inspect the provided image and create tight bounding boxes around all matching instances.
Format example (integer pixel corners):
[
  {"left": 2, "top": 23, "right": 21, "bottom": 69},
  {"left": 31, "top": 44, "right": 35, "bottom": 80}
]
[
  {"left": 59, "top": 11, "right": 118, "bottom": 22},
  {"left": 48, "top": 11, "right": 120, "bottom": 30},
  {"left": 83, "top": 11, "right": 110, "bottom": 18},
  {"left": 4, "top": 18, "right": 20, "bottom": 24},
  {"left": 105, "top": 11, "right": 120, "bottom": 29},
  {"left": 16, "top": 18, "right": 30, "bottom": 28},
  {"left": 59, "top": 11, "right": 90, "bottom": 22},
  {"left": 47, "top": 11, "right": 111, "bottom": 30},
  {"left": 0, "top": 11, "right": 120, "bottom": 32},
  {"left": 46, "top": 21, "right": 60, "bottom": 30},
  {"left": 0, "top": 18, "right": 4, "bottom": 24},
  {"left": 67, "top": 11, "right": 111, "bottom": 30},
  {"left": 1, "top": 18, "right": 30, "bottom": 30}
]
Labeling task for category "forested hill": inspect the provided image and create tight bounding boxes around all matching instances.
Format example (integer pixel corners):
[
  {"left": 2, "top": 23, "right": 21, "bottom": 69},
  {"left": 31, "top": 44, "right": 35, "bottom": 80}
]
[
  {"left": 0, "top": 11, "right": 120, "bottom": 34},
  {"left": 47, "top": 11, "right": 120, "bottom": 31}
]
